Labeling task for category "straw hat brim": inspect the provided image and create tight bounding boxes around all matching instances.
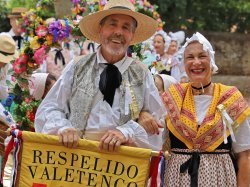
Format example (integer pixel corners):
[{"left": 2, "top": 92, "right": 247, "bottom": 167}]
[
  {"left": 0, "top": 50, "right": 19, "bottom": 63},
  {"left": 79, "top": 9, "right": 158, "bottom": 45}
]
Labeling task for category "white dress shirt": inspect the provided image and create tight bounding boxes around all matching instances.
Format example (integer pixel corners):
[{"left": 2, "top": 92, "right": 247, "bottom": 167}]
[{"left": 35, "top": 49, "right": 166, "bottom": 150}]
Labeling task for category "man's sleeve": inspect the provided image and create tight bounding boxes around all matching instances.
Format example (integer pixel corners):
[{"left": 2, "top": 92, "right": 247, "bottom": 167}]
[
  {"left": 116, "top": 70, "right": 166, "bottom": 151},
  {"left": 35, "top": 61, "right": 75, "bottom": 135}
]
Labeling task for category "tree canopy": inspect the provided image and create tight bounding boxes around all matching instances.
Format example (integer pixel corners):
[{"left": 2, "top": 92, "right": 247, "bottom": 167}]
[
  {"left": 1, "top": 0, "right": 250, "bottom": 33},
  {"left": 150, "top": 0, "right": 250, "bottom": 33}
]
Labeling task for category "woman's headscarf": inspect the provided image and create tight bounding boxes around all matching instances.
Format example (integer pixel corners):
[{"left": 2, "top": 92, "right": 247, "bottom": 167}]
[
  {"left": 180, "top": 32, "right": 218, "bottom": 74},
  {"left": 28, "top": 73, "right": 49, "bottom": 100},
  {"left": 151, "top": 30, "right": 171, "bottom": 53}
]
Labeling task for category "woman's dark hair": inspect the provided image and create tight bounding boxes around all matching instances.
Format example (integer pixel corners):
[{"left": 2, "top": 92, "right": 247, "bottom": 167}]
[
  {"left": 45, "top": 74, "right": 56, "bottom": 89},
  {"left": 42, "top": 74, "right": 57, "bottom": 99}
]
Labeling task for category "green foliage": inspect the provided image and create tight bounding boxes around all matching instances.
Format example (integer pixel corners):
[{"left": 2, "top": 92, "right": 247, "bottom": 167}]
[
  {"left": 153, "top": 0, "right": 250, "bottom": 33},
  {"left": 36, "top": 0, "right": 56, "bottom": 19},
  {"left": 6, "top": 0, "right": 37, "bottom": 9},
  {"left": 0, "top": 1, "right": 11, "bottom": 32}
]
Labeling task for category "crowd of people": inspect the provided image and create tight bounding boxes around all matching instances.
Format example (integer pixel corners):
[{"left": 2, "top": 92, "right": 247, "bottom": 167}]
[{"left": 0, "top": 0, "right": 250, "bottom": 186}]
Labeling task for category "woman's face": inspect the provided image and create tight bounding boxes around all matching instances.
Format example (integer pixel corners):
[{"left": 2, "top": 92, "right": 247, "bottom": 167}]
[
  {"left": 184, "top": 42, "right": 212, "bottom": 86},
  {"left": 167, "top": 41, "right": 177, "bottom": 55},
  {"left": 153, "top": 35, "right": 165, "bottom": 56}
]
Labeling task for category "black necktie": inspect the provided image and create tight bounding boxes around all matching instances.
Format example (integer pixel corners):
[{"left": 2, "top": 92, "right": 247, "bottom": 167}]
[
  {"left": 12, "top": 36, "right": 23, "bottom": 49},
  {"left": 99, "top": 64, "right": 122, "bottom": 107}
]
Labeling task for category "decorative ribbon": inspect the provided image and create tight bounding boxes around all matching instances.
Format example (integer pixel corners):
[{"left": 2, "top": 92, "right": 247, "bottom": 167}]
[
  {"left": 1, "top": 129, "right": 22, "bottom": 186},
  {"left": 180, "top": 152, "right": 200, "bottom": 187},
  {"left": 54, "top": 49, "right": 65, "bottom": 66},
  {"left": 160, "top": 154, "right": 165, "bottom": 186},
  {"left": 173, "top": 150, "right": 230, "bottom": 187},
  {"left": 150, "top": 151, "right": 163, "bottom": 187},
  {"left": 124, "top": 82, "right": 132, "bottom": 115},
  {"left": 128, "top": 83, "right": 139, "bottom": 120},
  {"left": 12, "top": 36, "right": 23, "bottom": 49},
  {"left": 99, "top": 64, "right": 122, "bottom": 107},
  {"left": 65, "top": 19, "right": 70, "bottom": 38},
  {"left": 217, "top": 104, "right": 236, "bottom": 144}
]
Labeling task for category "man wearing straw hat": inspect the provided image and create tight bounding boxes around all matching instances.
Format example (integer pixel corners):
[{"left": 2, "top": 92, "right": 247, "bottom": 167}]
[
  {"left": 7, "top": 7, "right": 27, "bottom": 50},
  {"left": 0, "top": 33, "right": 18, "bottom": 186},
  {"left": 35, "top": 0, "right": 165, "bottom": 151},
  {"left": 0, "top": 33, "right": 18, "bottom": 100}
]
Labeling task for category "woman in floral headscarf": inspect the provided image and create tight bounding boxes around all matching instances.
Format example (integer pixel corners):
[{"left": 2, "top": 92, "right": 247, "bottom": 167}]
[{"left": 161, "top": 32, "right": 250, "bottom": 186}]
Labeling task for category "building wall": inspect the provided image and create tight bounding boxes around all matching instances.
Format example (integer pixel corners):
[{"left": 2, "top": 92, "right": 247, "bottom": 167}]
[
  {"left": 203, "top": 32, "right": 250, "bottom": 75},
  {"left": 199, "top": 32, "right": 250, "bottom": 101}
]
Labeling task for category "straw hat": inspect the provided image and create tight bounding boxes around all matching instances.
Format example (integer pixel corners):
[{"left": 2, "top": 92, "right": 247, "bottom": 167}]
[
  {"left": 28, "top": 73, "right": 49, "bottom": 100},
  {"left": 8, "top": 7, "right": 27, "bottom": 18},
  {"left": 79, "top": 0, "right": 158, "bottom": 45},
  {"left": 0, "top": 34, "right": 18, "bottom": 63}
]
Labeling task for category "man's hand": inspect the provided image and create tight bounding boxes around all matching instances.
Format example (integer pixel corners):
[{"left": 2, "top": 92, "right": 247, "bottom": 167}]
[
  {"left": 138, "top": 111, "right": 163, "bottom": 135},
  {"left": 99, "top": 130, "right": 127, "bottom": 152},
  {"left": 58, "top": 128, "right": 79, "bottom": 148}
]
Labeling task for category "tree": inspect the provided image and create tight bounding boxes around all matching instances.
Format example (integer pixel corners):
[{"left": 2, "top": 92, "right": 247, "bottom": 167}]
[
  {"left": 150, "top": 0, "right": 250, "bottom": 33},
  {"left": 0, "top": 1, "right": 11, "bottom": 32}
]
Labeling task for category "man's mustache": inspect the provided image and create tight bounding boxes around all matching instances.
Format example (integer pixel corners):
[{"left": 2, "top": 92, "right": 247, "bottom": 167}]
[{"left": 108, "top": 35, "right": 125, "bottom": 44}]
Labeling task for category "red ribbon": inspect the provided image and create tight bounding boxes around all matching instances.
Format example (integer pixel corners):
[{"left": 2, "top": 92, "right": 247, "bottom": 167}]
[
  {"left": 150, "top": 151, "right": 163, "bottom": 187},
  {"left": 33, "top": 183, "right": 47, "bottom": 187},
  {"left": 1, "top": 129, "right": 22, "bottom": 185}
]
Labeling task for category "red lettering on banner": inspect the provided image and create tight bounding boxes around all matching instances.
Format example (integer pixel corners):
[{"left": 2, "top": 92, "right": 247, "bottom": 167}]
[{"left": 32, "top": 183, "right": 47, "bottom": 187}]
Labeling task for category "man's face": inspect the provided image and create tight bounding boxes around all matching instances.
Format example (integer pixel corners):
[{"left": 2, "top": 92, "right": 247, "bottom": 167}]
[
  {"left": 10, "top": 17, "right": 22, "bottom": 35},
  {"left": 99, "top": 14, "right": 135, "bottom": 58}
]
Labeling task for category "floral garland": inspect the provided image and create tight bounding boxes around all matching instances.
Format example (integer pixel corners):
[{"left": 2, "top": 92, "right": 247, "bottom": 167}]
[{"left": 6, "top": 7, "right": 75, "bottom": 131}]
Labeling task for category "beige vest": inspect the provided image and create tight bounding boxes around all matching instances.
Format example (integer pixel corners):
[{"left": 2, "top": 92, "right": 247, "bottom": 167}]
[{"left": 68, "top": 53, "right": 148, "bottom": 132}]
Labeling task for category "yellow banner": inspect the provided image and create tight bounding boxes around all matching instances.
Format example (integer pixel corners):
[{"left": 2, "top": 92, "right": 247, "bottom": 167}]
[{"left": 17, "top": 131, "right": 151, "bottom": 187}]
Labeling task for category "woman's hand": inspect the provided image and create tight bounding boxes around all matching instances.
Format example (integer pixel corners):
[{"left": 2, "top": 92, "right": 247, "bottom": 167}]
[{"left": 138, "top": 111, "right": 163, "bottom": 135}]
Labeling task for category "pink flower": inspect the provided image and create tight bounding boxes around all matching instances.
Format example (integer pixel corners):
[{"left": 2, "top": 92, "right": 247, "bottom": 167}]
[
  {"left": 34, "top": 45, "right": 47, "bottom": 65},
  {"left": 25, "top": 98, "right": 31, "bottom": 104},
  {"left": 129, "top": 0, "right": 135, "bottom": 4},
  {"left": 35, "top": 25, "right": 48, "bottom": 38},
  {"left": 11, "top": 76, "right": 16, "bottom": 82},
  {"left": 99, "top": 0, "right": 107, "bottom": 6},
  {"left": 12, "top": 54, "right": 28, "bottom": 74}
]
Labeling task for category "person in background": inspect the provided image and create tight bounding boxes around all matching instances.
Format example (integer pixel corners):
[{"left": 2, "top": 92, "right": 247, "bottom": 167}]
[
  {"left": 28, "top": 73, "right": 56, "bottom": 100},
  {"left": 0, "top": 34, "right": 18, "bottom": 101},
  {"left": 149, "top": 30, "right": 187, "bottom": 82},
  {"left": 35, "top": 0, "right": 165, "bottom": 152},
  {"left": 44, "top": 42, "right": 73, "bottom": 79},
  {"left": 0, "top": 34, "right": 18, "bottom": 187},
  {"left": 7, "top": 7, "right": 27, "bottom": 51},
  {"left": 168, "top": 31, "right": 188, "bottom": 83}
]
